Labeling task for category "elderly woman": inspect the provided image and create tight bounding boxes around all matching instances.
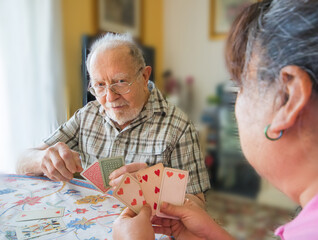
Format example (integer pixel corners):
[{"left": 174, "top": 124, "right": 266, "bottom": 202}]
[{"left": 113, "top": 0, "right": 318, "bottom": 239}]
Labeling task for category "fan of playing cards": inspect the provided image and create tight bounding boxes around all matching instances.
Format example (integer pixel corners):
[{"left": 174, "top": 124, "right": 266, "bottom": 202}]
[
  {"left": 81, "top": 158, "right": 189, "bottom": 219},
  {"left": 81, "top": 156, "right": 125, "bottom": 193}
]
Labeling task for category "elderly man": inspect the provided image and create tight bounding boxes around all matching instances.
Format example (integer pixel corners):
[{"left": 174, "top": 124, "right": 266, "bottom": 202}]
[{"left": 17, "top": 33, "right": 210, "bottom": 205}]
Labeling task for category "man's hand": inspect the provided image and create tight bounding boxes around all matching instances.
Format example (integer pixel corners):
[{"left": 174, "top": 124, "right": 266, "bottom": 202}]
[
  {"left": 113, "top": 204, "right": 155, "bottom": 240},
  {"left": 152, "top": 200, "right": 234, "bottom": 240},
  {"left": 108, "top": 162, "right": 147, "bottom": 187},
  {"left": 40, "top": 142, "right": 83, "bottom": 181},
  {"left": 186, "top": 193, "right": 206, "bottom": 209}
]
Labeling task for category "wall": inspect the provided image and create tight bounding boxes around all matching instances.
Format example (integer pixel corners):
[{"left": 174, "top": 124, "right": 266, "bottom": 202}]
[
  {"left": 61, "top": 0, "right": 98, "bottom": 118},
  {"left": 140, "top": 0, "right": 164, "bottom": 91},
  {"left": 164, "top": 0, "right": 229, "bottom": 122}
]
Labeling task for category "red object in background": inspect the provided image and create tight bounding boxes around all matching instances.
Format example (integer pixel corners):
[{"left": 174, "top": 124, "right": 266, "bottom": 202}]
[{"left": 205, "top": 155, "right": 214, "bottom": 168}]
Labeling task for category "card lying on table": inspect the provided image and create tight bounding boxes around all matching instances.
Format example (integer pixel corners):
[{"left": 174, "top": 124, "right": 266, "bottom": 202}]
[
  {"left": 136, "top": 163, "right": 164, "bottom": 215},
  {"left": 16, "top": 208, "right": 65, "bottom": 222},
  {"left": 156, "top": 167, "right": 188, "bottom": 219},
  {"left": 81, "top": 161, "right": 109, "bottom": 193},
  {"left": 99, "top": 156, "right": 125, "bottom": 187},
  {"left": 16, "top": 218, "right": 66, "bottom": 240},
  {"left": 113, "top": 173, "right": 146, "bottom": 214}
]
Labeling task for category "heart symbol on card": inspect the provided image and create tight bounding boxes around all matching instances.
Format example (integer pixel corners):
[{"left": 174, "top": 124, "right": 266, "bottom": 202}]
[
  {"left": 142, "top": 175, "right": 148, "bottom": 182},
  {"left": 167, "top": 171, "right": 173, "bottom": 177},
  {"left": 131, "top": 199, "right": 137, "bottom": 206},
  {"left": 124, "top": 177, "right": 130, "bottom": 184},
  {"left": 139, "top": 190, "right": 143, "bottom": 196},
  {"left": 22, "top": 214, "right": 26, "bottom": 217},
  {"left": 143, "top": 200, "right": 147, "bottom": 205},
  {"left": 154, "top": 203, "right": 157, "bottom": 210},
  {"left": 154, "top": 187, "right": 160, "bottom": 194},
  {"left": 117, "top": 188, "right": 124, "bottom": 195},
  {"left": 154, "top": 169, "right": 160, "bottom": 176},
  {"left": 139, "top": 180, "right": 142, "bottom": 183},
  {"left": 178, "top": 174, "right": 185, "bottom": 180},
  {"left": 56, "top": 211, "right": 60, "bottom": 214}
]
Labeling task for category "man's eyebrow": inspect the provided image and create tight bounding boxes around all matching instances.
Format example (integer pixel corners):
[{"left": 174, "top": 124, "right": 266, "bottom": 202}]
[
  {"left": 90, "top": 72, "right": 129, "bottom": 84},
  {"left": 111, "top": 72, "right": 129, "bottom": 80}
]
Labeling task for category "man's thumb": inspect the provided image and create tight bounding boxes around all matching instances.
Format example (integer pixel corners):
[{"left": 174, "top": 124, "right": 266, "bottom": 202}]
[
  {"left": 72, "top": 151, "right": 83, "bottom": 172},
  {"left": 159, "top": 202, "right": 183, "bottom": 218}
]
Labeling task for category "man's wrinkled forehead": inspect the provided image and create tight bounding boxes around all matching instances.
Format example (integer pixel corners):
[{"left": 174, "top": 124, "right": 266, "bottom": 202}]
[{"left": 89, "top": 48, "right": 134, "bottom": 78}]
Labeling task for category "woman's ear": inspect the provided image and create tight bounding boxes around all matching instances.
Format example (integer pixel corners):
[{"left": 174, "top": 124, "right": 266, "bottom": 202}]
[{"left": 270, "top": 65, "right": 313, "bottom": 135}]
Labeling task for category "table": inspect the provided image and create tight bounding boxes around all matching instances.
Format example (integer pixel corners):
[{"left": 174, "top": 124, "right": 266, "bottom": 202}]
[{"left": 0, "top": 174, "right": 171, "bottom": 240}]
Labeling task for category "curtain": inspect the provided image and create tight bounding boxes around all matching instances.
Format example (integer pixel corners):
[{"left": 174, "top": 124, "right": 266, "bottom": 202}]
[{"left": 0, "top": 0, "right": 67, "bottom": 173}]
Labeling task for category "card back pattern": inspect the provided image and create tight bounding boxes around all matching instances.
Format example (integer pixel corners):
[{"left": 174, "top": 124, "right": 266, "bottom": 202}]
[
  {"left": 80, "top": 161, "right": 108, "bottom": 193},
  {"left": 99, "top": 156, "right": 125, "bottom": 187}
]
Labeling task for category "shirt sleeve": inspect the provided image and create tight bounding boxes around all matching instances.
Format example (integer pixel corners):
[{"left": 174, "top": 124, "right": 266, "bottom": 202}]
[
  {"left": 43, "top": 110, "right": 80, "bottom": 151},
  {"left": 170, "top": 123, "right": 211, "bottom": 195}
]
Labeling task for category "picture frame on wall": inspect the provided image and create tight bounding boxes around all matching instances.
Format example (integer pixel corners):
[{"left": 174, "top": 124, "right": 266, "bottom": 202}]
[
  {"left": 210, "top": 0, "right": 257, "bottom": 40},
  {"left": 98, "top": 0, "right": 140, "bottom": 38}
]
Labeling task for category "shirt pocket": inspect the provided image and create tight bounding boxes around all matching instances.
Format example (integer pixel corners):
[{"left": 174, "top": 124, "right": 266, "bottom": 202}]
[{"left": 125, "top": 140, "right": 170, "bottom": 166}]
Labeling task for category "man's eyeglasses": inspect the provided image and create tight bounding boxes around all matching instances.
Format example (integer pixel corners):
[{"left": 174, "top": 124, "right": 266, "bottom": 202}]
[{"left": 88, "top": 67, "right": 143, "bottom": 97}]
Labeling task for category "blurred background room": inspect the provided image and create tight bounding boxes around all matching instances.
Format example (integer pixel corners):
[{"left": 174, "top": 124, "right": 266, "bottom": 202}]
[{"left": 0, "top": 0, "right": 298, "bottom": 239}]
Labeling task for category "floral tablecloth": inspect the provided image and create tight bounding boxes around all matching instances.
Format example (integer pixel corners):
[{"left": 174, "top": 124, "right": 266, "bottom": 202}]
[{"left": 0, "top": 174, "right": 170, "bottom": 240}]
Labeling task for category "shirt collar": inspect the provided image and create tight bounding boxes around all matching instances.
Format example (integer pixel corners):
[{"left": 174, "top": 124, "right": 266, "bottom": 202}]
[{"left": 143, "top": 81, "right": 168, "bottom": 116}]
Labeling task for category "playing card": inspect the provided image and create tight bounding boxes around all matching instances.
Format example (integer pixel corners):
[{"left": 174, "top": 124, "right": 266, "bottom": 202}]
[
  {"left": 136, "top": 163, "right": 164, "bottom": 215},
  {"left": 16, "top": 208, "right": 65, "bottom": 222},
  {"left": 156, "top": 167, "right": 189, "bottom": 219},
  {"left": 81, "top": 161, "right": 109, "bottom": 193},
  {"left": 15, "top": 218, "right": 66, "bottom": 240},
  {"left": 113, "top": 173, "right": 146, "bottom": 214},
  {"left": 99, "top": 156, "right": 125, "bottom": 187}
]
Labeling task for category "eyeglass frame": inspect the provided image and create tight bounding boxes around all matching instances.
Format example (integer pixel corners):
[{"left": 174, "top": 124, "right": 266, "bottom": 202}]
[{"left": 88, "top": 67, "right": 144, "bottom": 97}]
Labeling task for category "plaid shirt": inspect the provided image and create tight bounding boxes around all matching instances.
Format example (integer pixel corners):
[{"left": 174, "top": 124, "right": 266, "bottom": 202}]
[{"left": 44, "top": 82, "right": 210, "bottom": 194}]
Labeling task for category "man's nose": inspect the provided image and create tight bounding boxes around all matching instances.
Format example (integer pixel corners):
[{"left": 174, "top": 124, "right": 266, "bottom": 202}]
[{"left": 105, "top": 87, "right": 120, "bottom": 102}]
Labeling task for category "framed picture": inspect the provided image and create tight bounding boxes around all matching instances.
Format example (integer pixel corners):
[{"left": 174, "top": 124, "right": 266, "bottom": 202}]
[
  {"left": 98, "top": 0, "right": 140, "bottom": 38},
  {"left": 210, "top": 0, "right": 256, "bottom": 39}
]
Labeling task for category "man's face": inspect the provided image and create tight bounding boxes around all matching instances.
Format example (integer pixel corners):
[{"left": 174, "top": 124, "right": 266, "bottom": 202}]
[{"left": 89, "top": 46, "right": 150, "bottom": 128}]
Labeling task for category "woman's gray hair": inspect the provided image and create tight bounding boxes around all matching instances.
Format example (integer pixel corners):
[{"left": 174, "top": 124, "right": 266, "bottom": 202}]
[
  {"left": 86, "top": 32, "right": 145, "bottom": 74},
  {"left": 243, "top": 0, "right": 318, "bottom": 90}
]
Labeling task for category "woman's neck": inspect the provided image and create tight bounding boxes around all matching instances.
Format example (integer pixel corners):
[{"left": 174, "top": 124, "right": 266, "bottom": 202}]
[{"left": 299, "top": 179, "right": 318, "bottom": 207}]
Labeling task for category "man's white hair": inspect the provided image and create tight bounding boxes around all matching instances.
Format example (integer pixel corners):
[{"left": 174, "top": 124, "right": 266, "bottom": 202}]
[{"left": 86, "top": 32, "right": 146, "bottom": 75}]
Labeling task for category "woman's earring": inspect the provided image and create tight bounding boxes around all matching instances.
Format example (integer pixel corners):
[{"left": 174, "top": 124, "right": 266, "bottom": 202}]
[{"left": 264, "top": 124, "right": 283, "bottom": 141}]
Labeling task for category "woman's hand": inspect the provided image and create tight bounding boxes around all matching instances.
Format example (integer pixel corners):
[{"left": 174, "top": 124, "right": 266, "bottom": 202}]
[
  {"left": 153, "top": 200, "right": 234, "bottom": 240},
  {"left": 113, "top": 204, "right": 155, "bottom": 240}
]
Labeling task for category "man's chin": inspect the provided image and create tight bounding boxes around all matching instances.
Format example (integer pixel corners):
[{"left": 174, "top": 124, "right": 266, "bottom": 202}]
[
  {"left": 107, "top": 113, "right": 133, "bottom": 126},
  {"left": 106, "top": 107, "right": 142, "bottom": 126}
]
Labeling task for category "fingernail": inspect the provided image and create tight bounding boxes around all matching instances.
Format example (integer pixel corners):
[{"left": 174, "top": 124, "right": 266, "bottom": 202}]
[
  {"left": 109, "top": 174, "right": 113, "bottom": 179},
  {"left": 109, "top": 180, "right": 113, "bottom": 186}
]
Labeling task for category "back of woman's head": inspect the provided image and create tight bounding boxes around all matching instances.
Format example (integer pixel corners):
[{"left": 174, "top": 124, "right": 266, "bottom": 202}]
[{"left": 226, "top": 0, "right": 318, "bottom": 91}]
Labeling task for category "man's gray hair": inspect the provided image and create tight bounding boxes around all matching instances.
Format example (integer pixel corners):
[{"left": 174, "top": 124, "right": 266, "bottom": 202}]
[
  {"left": 244, "top": 0, "right": 318, "bottom": 91},
  {"left": 86, "top": 32, "right": 145, "bottom": 74}
]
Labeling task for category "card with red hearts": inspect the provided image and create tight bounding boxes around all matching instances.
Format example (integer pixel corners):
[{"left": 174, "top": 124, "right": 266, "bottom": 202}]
[
  {"left": 135, "top": 163, "right": 164, "bottom": 216},
  {"left": 156, "top": 167, "right": 188, "bottom": 219},
  {"left": 16, "top": 208, "right": 65, "bottom": 222},
  {"left": 113, "top": 173, "right": 146, "bottom": 214}
]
